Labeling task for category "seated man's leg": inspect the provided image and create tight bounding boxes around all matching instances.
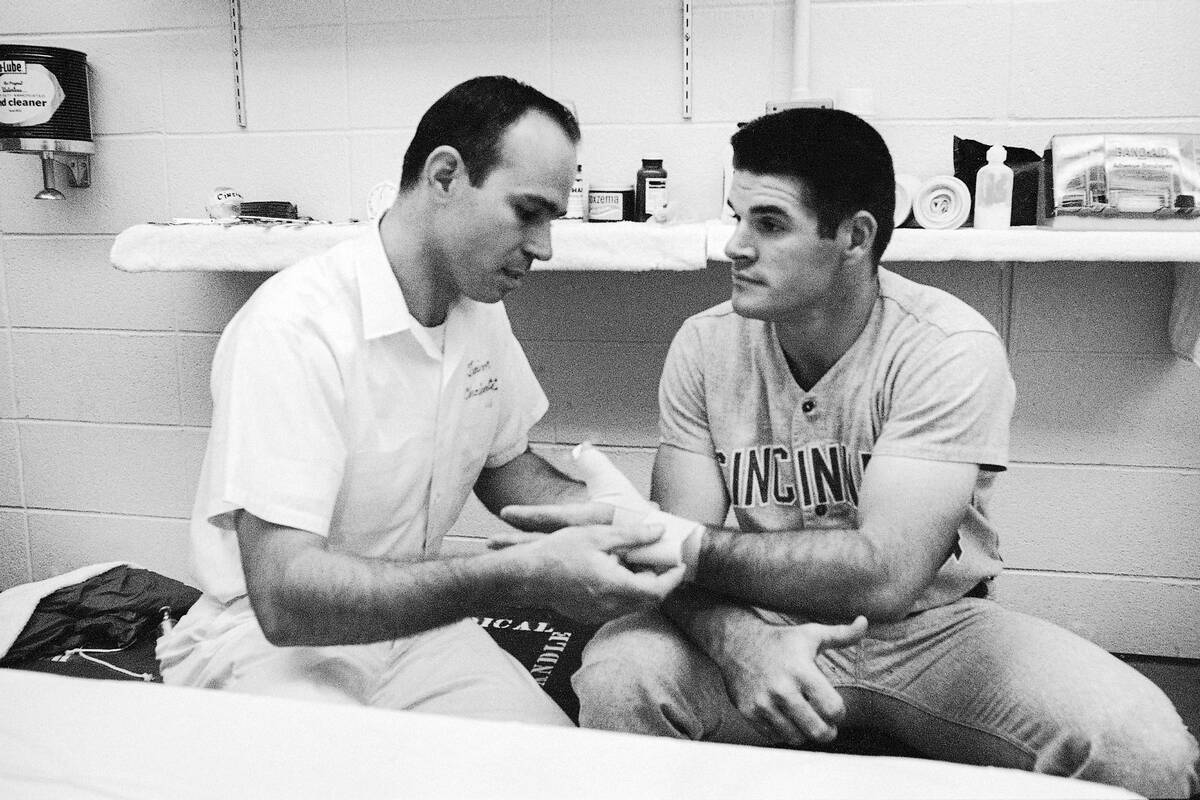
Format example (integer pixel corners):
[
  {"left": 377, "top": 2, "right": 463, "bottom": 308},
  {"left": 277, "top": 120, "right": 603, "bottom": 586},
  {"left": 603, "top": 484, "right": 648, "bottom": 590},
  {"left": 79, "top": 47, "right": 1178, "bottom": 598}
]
[
  {"left": 372, "top": 618, "right": 573, "bottom": 727},
  {"left": 573, "top": 609, "right": 771, "bottom": 745},
  {"left": 158, "top": 594, "right": 368, "bottom": 705},
  {"left": 851, "top": 597, "right": 1198, "bottom": 798}
]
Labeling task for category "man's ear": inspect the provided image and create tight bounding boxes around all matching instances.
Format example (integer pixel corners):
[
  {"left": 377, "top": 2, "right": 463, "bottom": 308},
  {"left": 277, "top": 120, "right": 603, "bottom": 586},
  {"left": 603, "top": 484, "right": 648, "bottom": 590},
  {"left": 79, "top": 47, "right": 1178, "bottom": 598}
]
[
  {"left": 424, "top": 146, "right": 467, "bottom": 196},
  {"left": 843, "top": 210, "right": 878, "bottom": 261}
]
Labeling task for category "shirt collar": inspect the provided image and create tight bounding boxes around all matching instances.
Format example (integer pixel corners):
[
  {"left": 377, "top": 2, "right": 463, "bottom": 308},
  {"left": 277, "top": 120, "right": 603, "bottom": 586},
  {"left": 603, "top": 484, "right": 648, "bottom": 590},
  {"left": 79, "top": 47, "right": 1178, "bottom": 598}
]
[{"left": 358, "top": 216, "right": 415, "bottom": 341}]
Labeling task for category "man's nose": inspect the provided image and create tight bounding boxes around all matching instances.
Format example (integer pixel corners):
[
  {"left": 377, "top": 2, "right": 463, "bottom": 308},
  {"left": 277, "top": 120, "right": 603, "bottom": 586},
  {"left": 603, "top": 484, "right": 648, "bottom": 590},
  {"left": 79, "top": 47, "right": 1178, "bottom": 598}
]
[
  {"left": 524, "top": 221, "right": 553, "bottom": 262},
  {"left": 724, "top": 221, "right": 753, "bottom": 262}
]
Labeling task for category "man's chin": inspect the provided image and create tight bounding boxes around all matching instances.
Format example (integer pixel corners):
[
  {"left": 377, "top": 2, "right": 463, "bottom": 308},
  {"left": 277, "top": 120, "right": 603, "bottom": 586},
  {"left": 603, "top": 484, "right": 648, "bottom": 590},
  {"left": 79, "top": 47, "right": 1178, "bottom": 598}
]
[{"left": 730, "top": 292, "right": 768, "bottom": 320}]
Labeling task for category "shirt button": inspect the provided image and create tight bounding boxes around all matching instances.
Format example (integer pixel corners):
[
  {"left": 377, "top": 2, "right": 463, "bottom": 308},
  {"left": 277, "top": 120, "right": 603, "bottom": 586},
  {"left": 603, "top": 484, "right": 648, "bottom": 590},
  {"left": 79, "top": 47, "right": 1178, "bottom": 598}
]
[{"left": 801, "top": 399, "right": 816, "bottom": 413}]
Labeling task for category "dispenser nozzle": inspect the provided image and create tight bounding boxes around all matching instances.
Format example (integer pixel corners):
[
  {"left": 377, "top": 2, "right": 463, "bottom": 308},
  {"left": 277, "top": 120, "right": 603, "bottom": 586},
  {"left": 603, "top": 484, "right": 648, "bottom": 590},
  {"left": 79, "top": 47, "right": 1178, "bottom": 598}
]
[{"left": 35, "top": 151, "right": 65, "bottom": 200}]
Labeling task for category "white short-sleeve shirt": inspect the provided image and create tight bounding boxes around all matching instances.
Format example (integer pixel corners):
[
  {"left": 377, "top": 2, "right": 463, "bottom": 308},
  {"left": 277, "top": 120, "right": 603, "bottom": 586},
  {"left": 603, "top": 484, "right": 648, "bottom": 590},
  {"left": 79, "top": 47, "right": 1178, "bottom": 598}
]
[{"left": 191, "top": 224, "right": 548, "bottom": 602}]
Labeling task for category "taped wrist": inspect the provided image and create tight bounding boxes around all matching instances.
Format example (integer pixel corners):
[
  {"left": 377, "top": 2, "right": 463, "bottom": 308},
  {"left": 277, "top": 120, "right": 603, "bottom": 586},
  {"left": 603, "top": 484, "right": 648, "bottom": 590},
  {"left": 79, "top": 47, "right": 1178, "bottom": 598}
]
[{"left": 623, "top": 510, "right": 705, "bottom": 579}]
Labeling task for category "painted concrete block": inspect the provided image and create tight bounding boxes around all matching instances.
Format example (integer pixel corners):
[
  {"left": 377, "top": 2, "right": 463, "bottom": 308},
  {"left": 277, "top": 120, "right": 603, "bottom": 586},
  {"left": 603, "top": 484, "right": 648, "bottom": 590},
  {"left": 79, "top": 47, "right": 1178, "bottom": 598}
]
[
  {"left": 0, "top": 138, "right": 168, "bottom": 235},
  {"left": 241, "top": 26, "right": 348, "bottom": 132},
  {"left": 347, "top": 0, "right": 549, "bottom": 23},
  {"left": 0, "top": 422, "right": 22, "bottom": 506},
  {"left": 0, "top": 341, "right": 14, "bottom": 419},
  {"left": 15, "top": 33, "right": 166, "bottom": 136},
  {"left": 11, "top": 331, "right": 179, "bottom": 425},
  {"left": 507, "top": 267, "right": 731, "bottom": 345},
  {"left": 0, "top": 510, "right": 31, "bottom": 592},
  {"left": 179, "top": 333, "right": 219, "bottom": 427},
  {"left": 1010, "top": 0, "right": 1199, "bottom": 119},
  {"left": 888, "top": 262, "right": 1006, "bottom": 336},
  {"left": 520, "top": 340, "right": 560, "bottom": 444},
  {"left": 1011, "top": 262, "right": 1173, "bottom": 354},
  {"left": 4, "top": 236, "right": 176, "bottom": 330},
  {"left": 810, "top": 2, "right": 1008, "bottom": 120},
  {"left": 689, "top": 4, "right": 778, "bottom": 123},
  {"left": 171, "top": 271, "right": 270, "bottom": 334},
  {"left": 549, "top": 0, "right": 683, "bottom": 125},
  {"left": 159, "top": 28, "right": 241, "bottom": 135},
  {"left": 165, "top": 134, "right": 352, "bottom": 223},
  {"left": 244, "top": 0, "right": 347, "bottom": 28},
  {"left": 0, "top": 2, "right": 223, "bottom": 33},
  {"left": 1011, "top": 351, "right": 1200, "bottom": 468},
  {"left": 349, "top": 130, "right": 413, "bottom": 222},
  {"left": 19, "top": 422, "right": 207, "bottom": 518},
  {"left": 27, "top": 511, "right": 193, "bottom": 585},
  {"left": 348, "top": 19, "right": 552, "bottom": 131},
  {"left": 993, "top": 570, "right": 1200, "bottom": 658},
  {"left": 536, "top": 339, "right": 668, "bottom": 447},
  {"left": 993, "top": 463, "right": 1200, "bottom": 578}
]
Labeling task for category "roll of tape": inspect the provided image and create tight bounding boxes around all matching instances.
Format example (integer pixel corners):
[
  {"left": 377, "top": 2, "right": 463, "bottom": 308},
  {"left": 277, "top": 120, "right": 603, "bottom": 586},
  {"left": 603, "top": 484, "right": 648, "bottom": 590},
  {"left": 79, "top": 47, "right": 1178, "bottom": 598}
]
[
  {"left": 912, "top": 175, "right": 971, "bottom": 230},
  {"left": 205, "top": 186, "right": 242, "bottom": 221},
  {"left": 894, "top": 174, "right": 921, "bottom": 227},
  {"left": 367, "top": 181, "right": 398, "bottom": 220}
]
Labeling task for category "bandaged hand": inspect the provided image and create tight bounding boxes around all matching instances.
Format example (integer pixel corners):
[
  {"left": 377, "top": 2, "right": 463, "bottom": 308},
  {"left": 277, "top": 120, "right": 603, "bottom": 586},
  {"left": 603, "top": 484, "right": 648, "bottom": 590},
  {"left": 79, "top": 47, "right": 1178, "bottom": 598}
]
[
  {"left": 572, "top": 441, "right": 657, "bottom": 526},
  {"left": 572, "top": 442, "right": 704, "bottom": 576}
]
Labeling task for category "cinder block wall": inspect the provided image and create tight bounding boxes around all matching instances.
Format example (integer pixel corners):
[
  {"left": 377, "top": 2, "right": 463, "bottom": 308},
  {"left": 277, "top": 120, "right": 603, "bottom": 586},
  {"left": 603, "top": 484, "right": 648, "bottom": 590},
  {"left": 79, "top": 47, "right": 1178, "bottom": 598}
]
[{"left": 1, "top": 1, "right": 1197, "bottom": 657}]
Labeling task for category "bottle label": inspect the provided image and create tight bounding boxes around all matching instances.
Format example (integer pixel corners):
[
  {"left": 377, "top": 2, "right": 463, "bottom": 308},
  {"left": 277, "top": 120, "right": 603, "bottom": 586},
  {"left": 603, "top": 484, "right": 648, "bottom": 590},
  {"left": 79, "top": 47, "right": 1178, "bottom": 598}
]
[
  {"left": 644, "top": 178, "right": 667, "bottom": 215},
  {"left": 565, "top": 181, "right": 586, "bottom": 220}
]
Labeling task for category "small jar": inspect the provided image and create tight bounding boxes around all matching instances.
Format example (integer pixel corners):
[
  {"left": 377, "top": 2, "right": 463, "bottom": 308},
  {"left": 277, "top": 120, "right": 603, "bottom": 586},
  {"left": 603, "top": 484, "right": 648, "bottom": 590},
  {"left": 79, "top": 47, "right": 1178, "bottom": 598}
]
[{"left": 587, "top": 184, "right": 635, "bottom": 222}]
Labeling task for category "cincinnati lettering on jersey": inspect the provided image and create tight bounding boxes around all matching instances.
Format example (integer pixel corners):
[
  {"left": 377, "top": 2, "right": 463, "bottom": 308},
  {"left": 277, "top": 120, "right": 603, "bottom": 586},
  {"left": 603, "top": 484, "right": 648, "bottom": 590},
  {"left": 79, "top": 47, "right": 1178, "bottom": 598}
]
[{"left": 716, "top": 444, "right": 871, "bottom": 510}]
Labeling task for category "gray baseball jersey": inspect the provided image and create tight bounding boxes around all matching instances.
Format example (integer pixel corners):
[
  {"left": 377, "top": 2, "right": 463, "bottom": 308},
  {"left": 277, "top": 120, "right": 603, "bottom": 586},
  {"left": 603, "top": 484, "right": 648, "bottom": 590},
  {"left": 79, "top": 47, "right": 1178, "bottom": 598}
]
[{"left": 660, "top": 267, "right": 1016, "bottom": 613}]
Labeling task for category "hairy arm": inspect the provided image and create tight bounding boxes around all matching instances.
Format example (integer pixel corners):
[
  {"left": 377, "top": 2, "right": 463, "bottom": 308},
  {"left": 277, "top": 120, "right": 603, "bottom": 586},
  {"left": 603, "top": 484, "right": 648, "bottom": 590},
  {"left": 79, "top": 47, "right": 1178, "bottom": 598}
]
[
  {"left": 239, "top": 510, "right": 681, "bottom": 646},
  {"left": 655, "top": 444, "right": 976, "bottom": 623},
  {"left": 473, "top": 447, "right": 588, "bottom": 513}
]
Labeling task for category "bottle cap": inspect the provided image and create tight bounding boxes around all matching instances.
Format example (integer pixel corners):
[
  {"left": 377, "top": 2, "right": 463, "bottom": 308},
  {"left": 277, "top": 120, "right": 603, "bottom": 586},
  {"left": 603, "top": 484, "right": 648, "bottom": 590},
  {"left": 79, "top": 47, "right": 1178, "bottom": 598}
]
[{"left": 986, "top": 144, "right": 1007, "bottom": 164}]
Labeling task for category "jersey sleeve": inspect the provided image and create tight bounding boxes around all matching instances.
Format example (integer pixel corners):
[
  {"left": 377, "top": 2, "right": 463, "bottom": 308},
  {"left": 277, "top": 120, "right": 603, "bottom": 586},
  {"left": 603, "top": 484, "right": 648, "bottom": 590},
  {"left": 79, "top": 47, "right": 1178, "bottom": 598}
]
[
  {"left": 199, "top": 310, "right": 347, "bottom": 536},
  {"left": 483, "top": 311, "right": 549, "bottom": 469},
  {"left": 872, "top": 329, "right": 1015, "bottom": 470},
  {"left": 658, "top": 319, "right": 717, "bottom": 458}
]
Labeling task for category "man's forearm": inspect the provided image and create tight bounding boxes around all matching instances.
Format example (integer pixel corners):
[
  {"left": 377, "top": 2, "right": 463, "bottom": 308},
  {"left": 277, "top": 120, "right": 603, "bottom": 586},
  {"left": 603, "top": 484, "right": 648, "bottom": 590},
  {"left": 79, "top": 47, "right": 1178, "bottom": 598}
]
[
  {"left": 474, "top": 448, "right": 587, "bottom": 514},
  {"left": 689, "top": 526, "right": 904, "bottom": 622},
  {"left": 247, "top": 540, "right": 536, "bottom": 647},
  {"left": 661, "top": 583, "right": 765, "bottom": 660}
]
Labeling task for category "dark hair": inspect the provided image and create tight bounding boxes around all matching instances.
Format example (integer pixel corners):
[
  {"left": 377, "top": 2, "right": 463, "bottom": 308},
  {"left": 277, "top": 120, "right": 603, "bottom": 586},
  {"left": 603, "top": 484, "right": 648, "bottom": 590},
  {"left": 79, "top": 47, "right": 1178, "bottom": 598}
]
[
  {"left": 399, "top": 75, "right": 581, "bottom": 192},
  {"left": 731, "top": 108, "right": 895, "bottom": 264}
]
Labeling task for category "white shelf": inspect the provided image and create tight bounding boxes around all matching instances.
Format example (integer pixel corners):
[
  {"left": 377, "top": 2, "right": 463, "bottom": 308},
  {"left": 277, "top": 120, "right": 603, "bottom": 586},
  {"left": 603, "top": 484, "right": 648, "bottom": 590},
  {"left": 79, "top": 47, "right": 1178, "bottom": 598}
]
[
  {"left": 706, "top": 224, "right": 1200, "bottom": 264},
  {"left": 109, "top": 219, "right": 1200, "bottom": 364},
  {"left": 108, "top": 220, "right": 711, "bottom": 274}
]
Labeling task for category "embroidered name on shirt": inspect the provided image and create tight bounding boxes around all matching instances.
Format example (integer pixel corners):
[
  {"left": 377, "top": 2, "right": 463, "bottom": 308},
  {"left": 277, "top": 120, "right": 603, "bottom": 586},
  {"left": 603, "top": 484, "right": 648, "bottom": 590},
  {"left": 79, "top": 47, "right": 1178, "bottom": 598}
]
[
  {"left": 465, "top": 359, "right": 499, "bottom": 399},
  {"left": 716, "top": 443, "right": 872, "bottom": 510}
]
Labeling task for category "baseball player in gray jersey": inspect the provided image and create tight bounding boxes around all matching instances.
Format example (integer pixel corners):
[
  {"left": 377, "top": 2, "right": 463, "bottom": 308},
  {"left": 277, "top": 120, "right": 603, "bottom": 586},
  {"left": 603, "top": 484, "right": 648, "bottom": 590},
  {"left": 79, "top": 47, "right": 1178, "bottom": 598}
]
[{"left": 502, "top": 109, "right": 1197, "bottom": 796}]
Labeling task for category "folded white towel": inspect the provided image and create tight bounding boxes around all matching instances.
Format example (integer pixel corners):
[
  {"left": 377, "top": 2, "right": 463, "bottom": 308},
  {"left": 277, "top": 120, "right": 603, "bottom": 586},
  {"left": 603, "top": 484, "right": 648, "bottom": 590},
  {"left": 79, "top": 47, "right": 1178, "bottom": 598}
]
[{"left": 110, "top": 220, "right": 711, "bottom": 273}]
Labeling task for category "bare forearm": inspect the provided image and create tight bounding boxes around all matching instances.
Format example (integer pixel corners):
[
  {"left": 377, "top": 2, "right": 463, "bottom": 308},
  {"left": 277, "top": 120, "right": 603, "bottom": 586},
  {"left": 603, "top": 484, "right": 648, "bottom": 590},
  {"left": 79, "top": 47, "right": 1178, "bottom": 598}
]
[
  {"left": 474, "top": 449, "right": 587, "bottom": 514},
  {"left": 247, "top": 540, "right": 534, "bottom": 647},
  {"left": 692, "top": 527, "right": 906, "bottom": 622},
  {"left": 661, "top": 584, "right": 763, "bottom": 658}
]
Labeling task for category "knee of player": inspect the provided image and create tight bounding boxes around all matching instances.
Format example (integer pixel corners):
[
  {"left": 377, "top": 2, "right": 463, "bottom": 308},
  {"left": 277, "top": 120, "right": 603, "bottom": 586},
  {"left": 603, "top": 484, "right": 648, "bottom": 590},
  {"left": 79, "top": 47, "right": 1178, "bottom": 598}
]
[{"left": 1043, "top": 716, "right": 1199, "bottom": 796}]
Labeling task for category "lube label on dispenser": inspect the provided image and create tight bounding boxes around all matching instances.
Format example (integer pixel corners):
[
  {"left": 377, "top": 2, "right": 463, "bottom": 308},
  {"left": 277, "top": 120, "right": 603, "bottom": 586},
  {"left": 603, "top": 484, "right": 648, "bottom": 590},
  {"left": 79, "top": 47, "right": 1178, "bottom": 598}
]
[{"left": 0, "top": 62, "right": 65, "bottom": 126}]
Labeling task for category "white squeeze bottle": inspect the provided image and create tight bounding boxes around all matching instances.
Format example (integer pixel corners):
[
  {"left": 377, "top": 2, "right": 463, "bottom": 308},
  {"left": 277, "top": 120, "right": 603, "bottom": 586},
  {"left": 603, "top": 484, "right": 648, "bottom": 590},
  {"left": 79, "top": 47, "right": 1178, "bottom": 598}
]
[{"left": 973, "top": 144, "right": 1014, "bottom": 229}]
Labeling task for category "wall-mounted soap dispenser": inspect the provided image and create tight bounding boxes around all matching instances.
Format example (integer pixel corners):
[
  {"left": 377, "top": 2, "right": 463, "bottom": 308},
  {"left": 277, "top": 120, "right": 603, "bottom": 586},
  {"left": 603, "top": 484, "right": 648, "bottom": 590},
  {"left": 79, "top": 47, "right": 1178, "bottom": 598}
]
[{"left": 0, "top": 45, "right": 93, "bottom": 200}]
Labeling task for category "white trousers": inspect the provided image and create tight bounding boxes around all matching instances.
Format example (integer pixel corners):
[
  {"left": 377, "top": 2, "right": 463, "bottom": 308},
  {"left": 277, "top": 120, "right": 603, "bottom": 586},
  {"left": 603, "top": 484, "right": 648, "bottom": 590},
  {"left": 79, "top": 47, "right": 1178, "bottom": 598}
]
[{"left": 157, "top": 594, "right": 571, "bottom": 727}]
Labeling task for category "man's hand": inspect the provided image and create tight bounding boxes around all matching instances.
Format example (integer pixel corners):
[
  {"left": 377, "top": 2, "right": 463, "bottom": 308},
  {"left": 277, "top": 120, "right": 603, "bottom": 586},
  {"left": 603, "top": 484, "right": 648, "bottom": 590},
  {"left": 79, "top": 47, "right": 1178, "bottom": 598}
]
[
  {"left": 501, "top": 443, "right": 704, "bottom": 573},
  {"left": 501, "top": 522, "right": 686, "bottom": 624},
  {"left": 571, "top": 441, "right": 658, "bottom": 526},
  {"left": 716, "top": 614, "right": 868, "bottom": 747}
]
